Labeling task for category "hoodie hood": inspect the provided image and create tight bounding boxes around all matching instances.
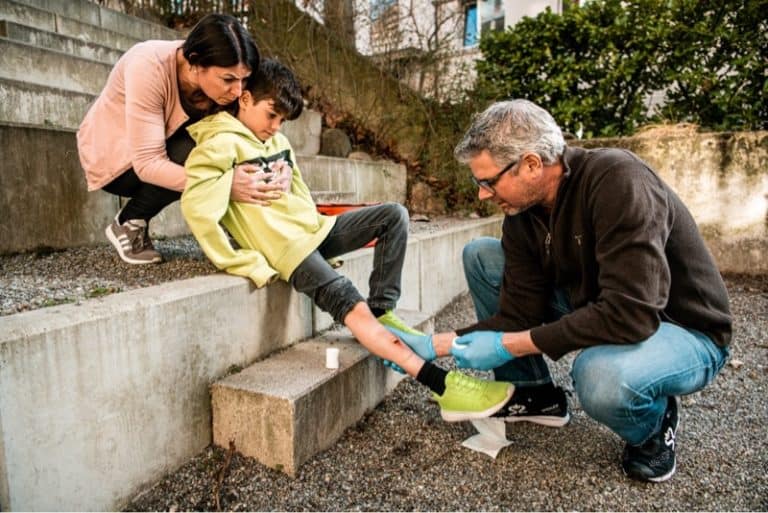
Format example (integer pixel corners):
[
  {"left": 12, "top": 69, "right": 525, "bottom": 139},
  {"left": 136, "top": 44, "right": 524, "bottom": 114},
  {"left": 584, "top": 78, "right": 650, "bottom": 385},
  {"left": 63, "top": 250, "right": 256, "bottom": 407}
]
[{"left": 186, "top": 111, "right": 262, "bottom": 146}]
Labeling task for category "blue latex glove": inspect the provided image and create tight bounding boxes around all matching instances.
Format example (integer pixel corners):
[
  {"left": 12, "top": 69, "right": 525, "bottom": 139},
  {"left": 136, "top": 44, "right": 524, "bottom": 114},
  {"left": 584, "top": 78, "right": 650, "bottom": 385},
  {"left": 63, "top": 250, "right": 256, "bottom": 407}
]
[
  {"left": 384, "top": 326, "right": 436, "bottom": 362},
  {"left": 450, "top": 331, "right": 514, "bottom": 370},
  {"left": 380, "top": 327, "right": 435, "bottom": 373}
]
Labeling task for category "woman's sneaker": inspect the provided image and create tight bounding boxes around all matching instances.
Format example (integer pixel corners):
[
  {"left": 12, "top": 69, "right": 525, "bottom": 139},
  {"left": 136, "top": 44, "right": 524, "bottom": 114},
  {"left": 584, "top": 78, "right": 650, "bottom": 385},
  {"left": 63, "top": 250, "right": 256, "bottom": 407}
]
[
  {"left": 491, "top": 383, "right": 571, "bottom": 427},
  {"left": 105, "top": 215, "right": 162, "bottom": 264},
  {"left": 622, "top": 396, "right": 679, "bottom": 482},
  {"left": 434, "top": 371, "right": 514, "bottom": 422}
]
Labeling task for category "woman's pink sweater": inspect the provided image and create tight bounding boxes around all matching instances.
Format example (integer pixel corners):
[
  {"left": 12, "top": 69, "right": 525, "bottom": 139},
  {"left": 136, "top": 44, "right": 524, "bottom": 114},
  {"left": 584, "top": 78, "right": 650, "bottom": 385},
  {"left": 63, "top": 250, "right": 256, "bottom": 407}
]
[{"left": 77, "top": 39, "right": 190, "bottom": 192}]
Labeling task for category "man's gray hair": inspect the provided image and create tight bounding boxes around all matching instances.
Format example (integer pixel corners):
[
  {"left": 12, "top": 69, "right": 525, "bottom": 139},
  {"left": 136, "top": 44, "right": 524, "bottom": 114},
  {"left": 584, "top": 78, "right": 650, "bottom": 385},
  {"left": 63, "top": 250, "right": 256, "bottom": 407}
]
[{"left": 454, "top": 99, "right": 565, "bottom": 167}]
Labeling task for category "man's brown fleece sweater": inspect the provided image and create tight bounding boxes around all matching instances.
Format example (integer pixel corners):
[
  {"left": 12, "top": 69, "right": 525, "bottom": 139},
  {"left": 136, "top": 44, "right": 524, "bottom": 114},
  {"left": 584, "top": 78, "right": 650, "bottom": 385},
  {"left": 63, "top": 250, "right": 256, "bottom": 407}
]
[{"left": 456, "top": 146, "right": 732, "bottom": 361}]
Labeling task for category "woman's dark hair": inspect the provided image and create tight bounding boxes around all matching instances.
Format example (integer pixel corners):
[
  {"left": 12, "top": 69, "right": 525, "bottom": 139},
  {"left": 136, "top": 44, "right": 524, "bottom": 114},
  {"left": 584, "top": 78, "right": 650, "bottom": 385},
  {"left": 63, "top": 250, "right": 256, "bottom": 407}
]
[
  {"left": 182, "top": 13, "right": 259, "bottom": 71},
  {"left": 244, "top": 58, "right": 304, "bottom": 120}
]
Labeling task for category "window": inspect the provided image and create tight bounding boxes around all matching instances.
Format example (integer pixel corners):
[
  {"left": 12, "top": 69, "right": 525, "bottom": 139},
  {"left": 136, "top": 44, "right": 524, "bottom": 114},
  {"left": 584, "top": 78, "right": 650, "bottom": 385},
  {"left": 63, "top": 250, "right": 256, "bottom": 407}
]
[
  {"left": 371, "top": 0, "right": 397, "bottom": 21},
  {"left": 479, "top": 0, "right": 504, "bottom": 35},
  {"left": 463, "top": 3, "right": 478, "bottom": 47}
]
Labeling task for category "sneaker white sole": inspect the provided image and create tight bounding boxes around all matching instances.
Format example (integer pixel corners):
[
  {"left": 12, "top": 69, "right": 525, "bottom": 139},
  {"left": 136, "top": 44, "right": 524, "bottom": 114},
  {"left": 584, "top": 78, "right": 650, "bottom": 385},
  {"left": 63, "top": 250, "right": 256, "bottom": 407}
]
[
  {"left": 647, "top": 462, "right": 677, "bottom": 482},
  {"left": 105, "top": 224, "right": 162, "bottom": 265},
  {"left": 502, "top": 412, "right": 571, "bottom": 427},
  {"left": 440, "top": 384, "right": 515, "bottom": 423}
]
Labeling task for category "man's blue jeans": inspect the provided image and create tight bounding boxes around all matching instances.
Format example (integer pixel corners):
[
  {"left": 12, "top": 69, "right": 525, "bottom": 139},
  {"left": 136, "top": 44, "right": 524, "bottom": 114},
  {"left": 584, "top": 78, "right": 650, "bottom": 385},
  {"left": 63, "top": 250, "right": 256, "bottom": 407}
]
[{"left": 462, "top": 237, "right": 729, "bottom": 445}]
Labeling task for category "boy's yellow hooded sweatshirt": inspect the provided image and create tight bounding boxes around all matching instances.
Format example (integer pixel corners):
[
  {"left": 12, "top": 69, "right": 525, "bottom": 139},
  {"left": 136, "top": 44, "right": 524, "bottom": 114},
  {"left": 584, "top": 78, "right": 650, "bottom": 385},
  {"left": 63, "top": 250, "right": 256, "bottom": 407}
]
[{"left": 181, "top": 111, "right": 335, "bottom": 286}]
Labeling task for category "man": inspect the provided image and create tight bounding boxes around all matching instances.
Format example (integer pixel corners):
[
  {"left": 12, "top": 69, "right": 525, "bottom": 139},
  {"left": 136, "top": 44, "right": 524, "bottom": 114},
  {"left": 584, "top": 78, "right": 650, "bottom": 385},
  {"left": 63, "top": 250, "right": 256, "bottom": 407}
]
[{"left": 386, "top": 99, "right": 731, "bottom": 482}]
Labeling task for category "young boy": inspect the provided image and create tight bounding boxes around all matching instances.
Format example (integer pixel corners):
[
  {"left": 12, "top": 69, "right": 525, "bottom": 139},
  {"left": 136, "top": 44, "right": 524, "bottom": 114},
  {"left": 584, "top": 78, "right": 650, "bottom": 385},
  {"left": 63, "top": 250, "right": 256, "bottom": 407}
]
[{"left": 181, "top": 59, "right": 513, "bottom": 421}]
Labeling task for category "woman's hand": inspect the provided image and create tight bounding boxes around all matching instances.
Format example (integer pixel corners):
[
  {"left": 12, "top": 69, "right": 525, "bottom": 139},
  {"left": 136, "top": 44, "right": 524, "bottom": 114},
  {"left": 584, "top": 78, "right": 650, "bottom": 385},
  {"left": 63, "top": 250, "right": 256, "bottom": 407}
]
[
  {"left": 230, "top": 163, "right": 284, "bottom": 205},
  {"left": 268, "top": 159, "right": 293, "bottom": 192}
]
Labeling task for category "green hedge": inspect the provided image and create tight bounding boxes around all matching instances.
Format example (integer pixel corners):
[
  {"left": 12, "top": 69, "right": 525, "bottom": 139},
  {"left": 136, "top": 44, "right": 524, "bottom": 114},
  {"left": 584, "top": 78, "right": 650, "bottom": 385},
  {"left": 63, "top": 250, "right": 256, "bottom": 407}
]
[{"left": 473, "top": 0, "right": 767, "bottom": 138}]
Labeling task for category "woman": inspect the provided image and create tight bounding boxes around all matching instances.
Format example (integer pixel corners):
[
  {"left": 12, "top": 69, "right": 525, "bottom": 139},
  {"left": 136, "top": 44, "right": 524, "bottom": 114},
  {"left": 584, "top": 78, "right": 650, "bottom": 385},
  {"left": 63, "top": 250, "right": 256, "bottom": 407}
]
[{"left": 78, "top": 13, "right": 283, "bottom": 264}]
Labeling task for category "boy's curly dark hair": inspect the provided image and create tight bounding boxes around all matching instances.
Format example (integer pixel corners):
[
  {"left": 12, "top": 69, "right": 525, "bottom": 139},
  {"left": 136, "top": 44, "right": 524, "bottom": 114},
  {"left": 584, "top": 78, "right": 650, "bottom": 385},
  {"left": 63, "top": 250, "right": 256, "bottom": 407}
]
[{"left": 243, "top": 58, "right": 304, "bottom": 121}]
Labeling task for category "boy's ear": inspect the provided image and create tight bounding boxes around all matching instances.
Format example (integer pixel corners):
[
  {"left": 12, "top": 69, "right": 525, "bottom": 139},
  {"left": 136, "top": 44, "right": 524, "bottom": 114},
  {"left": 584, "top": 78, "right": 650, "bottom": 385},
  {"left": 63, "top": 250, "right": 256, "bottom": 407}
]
[{"left": 239, "top": 90, "right": 252, "bottom": 107}]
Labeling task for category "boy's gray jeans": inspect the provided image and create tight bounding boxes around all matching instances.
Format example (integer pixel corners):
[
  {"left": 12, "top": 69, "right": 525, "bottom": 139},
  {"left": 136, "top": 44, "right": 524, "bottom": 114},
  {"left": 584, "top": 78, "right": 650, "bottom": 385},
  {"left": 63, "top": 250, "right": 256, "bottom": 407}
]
[{"left": 289, "top": 202, "right": 409, "bottom": 323}]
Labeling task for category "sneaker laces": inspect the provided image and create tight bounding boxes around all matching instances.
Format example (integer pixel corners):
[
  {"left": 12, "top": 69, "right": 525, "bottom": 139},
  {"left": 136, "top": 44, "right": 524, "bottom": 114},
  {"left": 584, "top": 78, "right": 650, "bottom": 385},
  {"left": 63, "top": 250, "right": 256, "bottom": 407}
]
[
  {"left": 124, "top": 220, "right": 149, "bottom": 252},
  {"left": 450, "top": 373, "right": 485, "bottom": 392}
]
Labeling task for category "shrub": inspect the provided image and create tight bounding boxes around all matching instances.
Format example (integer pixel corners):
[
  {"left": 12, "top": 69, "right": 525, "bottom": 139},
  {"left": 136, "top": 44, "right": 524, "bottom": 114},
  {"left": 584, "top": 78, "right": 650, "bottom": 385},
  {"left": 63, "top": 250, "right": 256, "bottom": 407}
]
[{"left": 473, "top": 0, "right": 767, "bottom": 138}]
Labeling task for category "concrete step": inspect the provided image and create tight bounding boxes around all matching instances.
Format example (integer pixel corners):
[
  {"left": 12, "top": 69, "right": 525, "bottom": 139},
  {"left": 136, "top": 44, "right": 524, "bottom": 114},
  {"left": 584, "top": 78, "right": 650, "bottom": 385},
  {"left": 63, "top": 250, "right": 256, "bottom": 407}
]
[
  {"left": 0, "top": 217, "right": 502, "bottom": 509},
  {"left": 0, "top": 37, "right": 112, "bottom": 94},
  {"left": 211, "top": 310, "right": 431, "bottom": 476},
  {"left": 0, "top": 0, "right": 56, "bottom": 31},
  {"left": 0, "top": 122, "right": 409, "bottom": 254},
  {"left": 0, "top": 274, "right": 315, "bottom": 511},
  {"left": 0, "top": 0, "right": 150, "bottom": 52},
  {"left": 10, "top": 0, "right": 179, "bottom": 41},
  {"left": 297, "top": 155, "right": 407, "bottom": 205},
  {"left": 0, "top": 19, "right": 123, "bottom": 64},
  {"left": 0, "top": 76, "right": 326, "bottom": 139},
  {"left": 310, "top": 190, "right": 357, "bottom": 204},
  {"left": 0, "top": 78, "right": 95, "bottom": 128},
  {"left": 281, "top": 107, "right": 321, "bottom": 156}
]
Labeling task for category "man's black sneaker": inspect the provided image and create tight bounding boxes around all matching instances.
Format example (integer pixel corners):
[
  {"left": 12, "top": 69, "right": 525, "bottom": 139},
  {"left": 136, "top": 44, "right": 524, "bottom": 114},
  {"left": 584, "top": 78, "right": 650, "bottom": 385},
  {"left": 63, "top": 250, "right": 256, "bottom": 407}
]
[
  {"left": 491, "top": 383, "right": 570, "bottom": 427},
  {"left": 622, "top": 396, "right": 680, "bottom": 483}
]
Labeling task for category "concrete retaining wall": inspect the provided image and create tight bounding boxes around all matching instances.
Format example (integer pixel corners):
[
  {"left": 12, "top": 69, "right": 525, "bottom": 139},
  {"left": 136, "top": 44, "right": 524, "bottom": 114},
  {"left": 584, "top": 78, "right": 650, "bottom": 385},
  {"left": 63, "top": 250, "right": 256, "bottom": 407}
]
[
  {"left": 0, "top": 276, "right": 313, "bottom": 511},
  {"left": 0, "top": 123, "right": 407, "bottom": 254},
  {"left": 0, "top": 216, "right": 502, "bottom": 510},
  {"left": 579, "top": 130, "right": 768, "bottom": 274}
]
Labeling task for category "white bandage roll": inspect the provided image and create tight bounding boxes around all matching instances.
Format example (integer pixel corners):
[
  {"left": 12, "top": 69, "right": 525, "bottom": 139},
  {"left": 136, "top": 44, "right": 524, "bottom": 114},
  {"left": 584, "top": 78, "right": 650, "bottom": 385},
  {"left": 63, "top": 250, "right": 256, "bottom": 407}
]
[{"left": 326, "top": 347, "right": 340, "bottom": 369}]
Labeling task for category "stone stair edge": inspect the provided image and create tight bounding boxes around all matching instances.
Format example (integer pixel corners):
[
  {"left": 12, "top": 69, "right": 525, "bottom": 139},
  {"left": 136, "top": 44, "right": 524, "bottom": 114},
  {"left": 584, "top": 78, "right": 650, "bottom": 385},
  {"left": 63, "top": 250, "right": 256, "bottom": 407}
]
[
  {"left": 0, "top": 216, "right": 501, "bottom": 333},
  {"left": 211, "top": 337, "right": 369, "bottom": 399},
  {"left": 0, "top": 18, "right": 127, "bottom": 62},
  {"left": 0, "top": 118, "right": 403, "bottom": 164},
  {"left": 0, "top": 0, "right": 155, "bottom": 52},
  {"left": 0, "top": 35, "right": 118, "bottom": 66},
  {"left": 9, "top": 0, "right": 180, "bottom": 40},
  {"left": 409, "top": 215, "right": 503, "bottom": 240},
  {"left": 0, "top": 118, "right": 77, "bottom": 132},
  {"left": 297, "top": 154, "right": 406, "bottom": 167},
  {"left": 0, "top": 274, "right": 247, "bottom": 339}
]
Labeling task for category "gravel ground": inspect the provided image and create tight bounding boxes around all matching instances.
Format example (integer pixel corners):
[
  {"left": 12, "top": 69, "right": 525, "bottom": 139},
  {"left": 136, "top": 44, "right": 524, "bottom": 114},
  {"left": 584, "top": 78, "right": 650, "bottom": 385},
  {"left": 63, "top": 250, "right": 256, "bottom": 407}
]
[
  {"left": 125, "top": 274, "right": 768, "bottom": 512},
  {"left": 2, "top": 219, "right": 764, "bottom": 511},
  {"left": 0, "top": 215, "right": 473, "bottom": 317}
]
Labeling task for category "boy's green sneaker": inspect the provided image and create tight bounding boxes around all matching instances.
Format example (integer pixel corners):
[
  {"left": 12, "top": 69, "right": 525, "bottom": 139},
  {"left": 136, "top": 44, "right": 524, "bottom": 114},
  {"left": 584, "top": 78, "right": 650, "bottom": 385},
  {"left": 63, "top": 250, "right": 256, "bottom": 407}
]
[
  {"left": 435, "top": 371, "right": 515, "bottom": 422},
  {"left": 377, "top": 310, "right": 425, "bottom": 336}
]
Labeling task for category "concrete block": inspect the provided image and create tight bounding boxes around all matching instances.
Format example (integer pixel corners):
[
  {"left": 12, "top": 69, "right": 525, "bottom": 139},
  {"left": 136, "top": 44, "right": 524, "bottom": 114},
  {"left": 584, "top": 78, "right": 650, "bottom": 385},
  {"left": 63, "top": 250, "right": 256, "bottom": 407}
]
[
  {"left": 12, "top": 0, "right": 100, "bottom": 25},
  {"left": 310, "top": 237, "right": 420, "bottom": 333},
  {"left": 0, "top": 275, "right": 314, "bottom": 511},
  {"left": 211, "top": 310, "right": 431, "bottom": 476},
  {"left": 297, "top": 155, "right": 407, "bottom": 204},
  {"left": 147, "top": 200, "right": 190, "bottom": 239},
  {"left": 415, "top": 218, "right": 503, "bottom": 314},
  {"left": 0, "top": 38, "right": 112, "bottom": 94},
  {"left": 0, "top": 78, "right": 95, "bottom": 129},
  {"left": 98, "top": 5, "right": 180, "bottom": 41},
  {"left": 312, "top": 245, "right": 374, "bottom": 333},
  {"left": 55, "top": 13, "right": 143, "bottom": 51},
  {"left": 0, "top": 20, "right": 123, "bottom": 64},
  {"left": 310, "top": 190, "right": 357, "bottom": 204},
  {"left": 281, "top": 108, "right": 321, "bottom": 156},
  {"left": 11, "top": 0, "right": 179, "bottom": 40},
  {"left": 0, "top": 123, "right": 116, "bottom": 255},
  {"left": 0, "top": 0, "right": 56, "bottom": 33}
]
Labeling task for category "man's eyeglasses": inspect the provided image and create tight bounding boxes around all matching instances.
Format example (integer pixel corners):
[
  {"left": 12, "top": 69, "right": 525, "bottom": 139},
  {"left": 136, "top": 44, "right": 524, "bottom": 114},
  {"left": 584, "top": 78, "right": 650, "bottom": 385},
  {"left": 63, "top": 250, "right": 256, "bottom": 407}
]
[{"left": 471, "top": 158, "right": 520, "bottom": 194}]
